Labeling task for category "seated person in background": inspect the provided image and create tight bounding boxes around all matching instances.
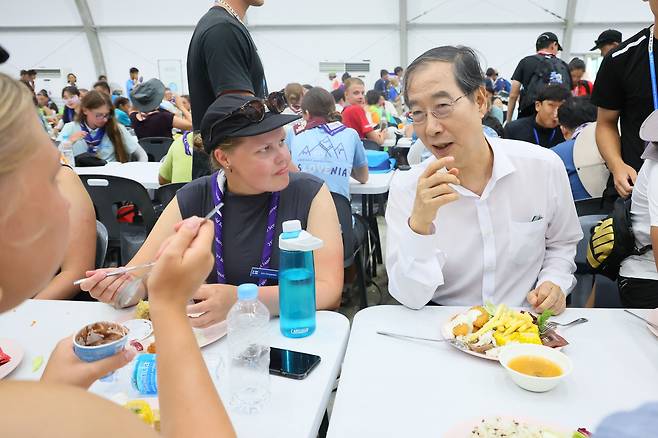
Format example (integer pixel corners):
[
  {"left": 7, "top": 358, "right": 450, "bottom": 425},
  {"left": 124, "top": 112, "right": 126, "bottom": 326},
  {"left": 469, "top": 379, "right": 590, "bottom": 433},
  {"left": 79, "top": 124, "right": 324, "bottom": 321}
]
[
  {"left": 129, "top": 79, "right": 192, "bottom": 139},
  {"left": 569, "top": 57, "right": 593, "bottom": 97},
  {"left": 36, "top": 90, "right": 58, "bottom": 126},
  {"left": 482, "top": 80, "right": 504, "bottom": 138},
  {"left": 283, "top": 83, "right": 305, "bottom": 116},
  {"left": 0, "top": 72, "right": 236, "bottom": 438},
  {"left": 159, "top": 130, "right": 198, "bottom": 184},
  {"left": 385, "top": 46, "right": 582, "bottom": 314},
  {"left": 551, "top": 96, "right": 598, "bottom": 201},
  {"left": 60, "top": 86, "right": 80, "bottom": 125},
  {"left": 93, "top": 80, "right": 112, "bottom": 97},
  {"left": 179, "top": 94, "right": 192, "bottom": 112},
  {"left": 287, "top": 87, "right": 368, "bottom": 199},
  {"left": 331, "top": 88, "right": 345, "bottom": 113},
  {"left": 366, "top": 89, "right": 388, "bottom": 128},
  {"left": 503, "top": 84, "right": 570, "bottom": 148},
  {"left": 618, "top": 110, "right": 658, "bottom": 308},
  {"left": 57, "top": 90, "right": 138, "bottom": 163},
  {"left": 34, "top": 166, "right": 96, "bottom": 299},
  {"left": 81, "top": 94, "right": 344, "bottom": 326},
  {"left": 78, "top": 87, "right": 88, "bottom": 98},
  {"left": 341, "top": 78, "right": 387, "bottom": 146},
  {"left": 113, "top": 97, "right": 132, "bottom": 128}
]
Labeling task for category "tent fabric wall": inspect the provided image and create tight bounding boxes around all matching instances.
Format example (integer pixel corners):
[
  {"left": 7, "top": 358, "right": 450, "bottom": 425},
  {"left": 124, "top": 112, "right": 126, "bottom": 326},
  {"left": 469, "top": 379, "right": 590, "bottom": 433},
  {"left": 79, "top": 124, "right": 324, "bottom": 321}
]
[{"left": 0, "top": 0, "right": 653, "bottom": 97}]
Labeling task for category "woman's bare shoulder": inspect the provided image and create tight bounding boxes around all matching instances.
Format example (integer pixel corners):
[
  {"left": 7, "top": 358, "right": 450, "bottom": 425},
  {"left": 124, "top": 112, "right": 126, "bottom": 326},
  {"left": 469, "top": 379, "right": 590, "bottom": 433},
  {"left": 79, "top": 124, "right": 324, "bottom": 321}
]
[{"left": 0, "top": 381, "right": 158, "bottom": 438}]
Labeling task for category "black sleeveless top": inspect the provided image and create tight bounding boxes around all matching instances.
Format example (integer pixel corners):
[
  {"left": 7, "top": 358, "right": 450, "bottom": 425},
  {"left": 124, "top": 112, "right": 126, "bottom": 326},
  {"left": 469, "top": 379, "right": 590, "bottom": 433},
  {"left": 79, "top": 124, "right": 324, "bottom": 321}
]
[{"left": 176, "top": 172, "right": 323, "bottom": 285}]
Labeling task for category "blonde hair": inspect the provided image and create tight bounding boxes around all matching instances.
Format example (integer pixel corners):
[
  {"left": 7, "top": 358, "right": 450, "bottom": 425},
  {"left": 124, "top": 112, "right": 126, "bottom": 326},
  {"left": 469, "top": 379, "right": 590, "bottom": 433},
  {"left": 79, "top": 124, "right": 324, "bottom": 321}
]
[
  {"left": 0, "top": 73, "right": 39, "bottom": 177},
  {"left": 343, "top": 77, "right": 365, "bottom": 92},
  {"left": 209, "top": 137, "right": 244, "bottom": 171},
  {"left": 284, "top": 83, "right": 304, "bottom": 106}
]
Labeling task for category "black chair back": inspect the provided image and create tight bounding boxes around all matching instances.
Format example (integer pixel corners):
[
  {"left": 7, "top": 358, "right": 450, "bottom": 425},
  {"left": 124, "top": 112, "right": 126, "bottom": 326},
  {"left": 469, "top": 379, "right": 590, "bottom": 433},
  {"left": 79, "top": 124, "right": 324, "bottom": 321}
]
[
  {"left": 156, "top": 182, "right": 187, "bottom": 212},
  {"left": 80, "top": 175, "right": 157, "bottom": 264},
  {"left": 138, "top": 137, "right": 173, "bottom": 162},
  {"left": 331, "top": 192, "right": 356, "bottom": 266},
  {"left": 575, "top": 197, "right": 611, "bottom": 216}
]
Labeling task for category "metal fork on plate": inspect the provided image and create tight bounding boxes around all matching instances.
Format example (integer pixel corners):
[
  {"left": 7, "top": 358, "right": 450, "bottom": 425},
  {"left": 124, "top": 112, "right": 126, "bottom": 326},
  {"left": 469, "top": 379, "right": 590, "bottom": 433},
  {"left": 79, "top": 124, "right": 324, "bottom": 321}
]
[
  {"left": 376, "top": 331, "right": 470, "bottom": 351},
  {"left": 541, "top": 317, "right": 588, "bottom": 333}
]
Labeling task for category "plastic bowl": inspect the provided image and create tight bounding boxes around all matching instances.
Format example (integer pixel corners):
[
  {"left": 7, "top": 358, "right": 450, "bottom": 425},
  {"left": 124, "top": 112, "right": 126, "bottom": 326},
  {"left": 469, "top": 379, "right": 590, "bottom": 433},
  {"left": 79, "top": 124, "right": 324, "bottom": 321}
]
[
  {"left": 498, "top": 344, "right": 572, "bottom": 393},
  {"left": 73, "top": 321, "right": 129, "bottom": 363}
]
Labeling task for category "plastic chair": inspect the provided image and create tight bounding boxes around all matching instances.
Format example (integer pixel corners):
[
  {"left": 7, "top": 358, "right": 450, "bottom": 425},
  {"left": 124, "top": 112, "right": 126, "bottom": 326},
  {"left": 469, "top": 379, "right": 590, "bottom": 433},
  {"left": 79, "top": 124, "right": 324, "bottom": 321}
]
[
  {"left": 154, "top": 182, "right": 187, "bottom": 216},
  {"left": 80, "top": 174, "right": 157, "bottom": 265},
  {"left": 331, "top": 192, "right": 369, "bottom": 309},
  {"left": 95, "top": 220, "right": 108, "bottom": 268},
  {"left": 131, "top": 144, "right": 149, "bottom": 162},
  {"left": 593, "top": 275, "right": 622, "bottom": 308},
  {"left": 138, "top": 137, "right": 173, "bottom": 162},
  {"left": 407, "top": 139, "right": 426, "bottom": 166}
]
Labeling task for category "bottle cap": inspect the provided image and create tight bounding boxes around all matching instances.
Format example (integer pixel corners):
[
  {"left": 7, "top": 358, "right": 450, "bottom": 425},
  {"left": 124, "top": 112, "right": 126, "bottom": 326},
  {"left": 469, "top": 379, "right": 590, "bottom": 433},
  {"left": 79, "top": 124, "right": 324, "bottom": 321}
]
[
  {"left": 237, "top": 283, "right": 258, "bottom": 300},
  {"left": 282, "top": 220, "right": 301, "bottom": 233}
]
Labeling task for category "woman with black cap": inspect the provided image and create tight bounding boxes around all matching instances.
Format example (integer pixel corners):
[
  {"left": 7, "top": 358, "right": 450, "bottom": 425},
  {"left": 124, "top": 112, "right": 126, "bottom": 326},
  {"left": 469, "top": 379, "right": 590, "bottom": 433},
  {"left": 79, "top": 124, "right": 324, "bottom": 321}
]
[{"left": 81, "top": 93, "right": 343, "bottom": 326}]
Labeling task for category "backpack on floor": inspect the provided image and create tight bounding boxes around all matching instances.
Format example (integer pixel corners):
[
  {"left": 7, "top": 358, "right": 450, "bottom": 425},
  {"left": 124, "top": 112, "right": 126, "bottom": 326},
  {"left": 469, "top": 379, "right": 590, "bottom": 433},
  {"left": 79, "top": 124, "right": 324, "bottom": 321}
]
[{"left": 586, "top": 197, "right": 653, "bottom": 280}]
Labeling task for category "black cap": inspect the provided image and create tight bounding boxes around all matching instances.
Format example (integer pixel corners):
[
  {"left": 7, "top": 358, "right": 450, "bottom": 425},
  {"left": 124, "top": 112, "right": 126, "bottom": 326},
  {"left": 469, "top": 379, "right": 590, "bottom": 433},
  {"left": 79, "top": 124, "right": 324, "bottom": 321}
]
[
  {"left": 537, "top": 32, "right": 563, "bottom": 51},
  {"left": 201, "top": 94, "right": 300, "bottom": 154},
  {"left": 591, "top": 29, "right": 622, "bottom": 51}
]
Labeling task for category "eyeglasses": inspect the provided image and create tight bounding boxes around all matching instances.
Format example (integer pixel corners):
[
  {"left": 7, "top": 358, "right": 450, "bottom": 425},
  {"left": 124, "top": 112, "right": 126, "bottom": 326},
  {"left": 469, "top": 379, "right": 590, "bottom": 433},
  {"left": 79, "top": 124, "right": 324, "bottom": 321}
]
[
  {"left": 93, "top": 112, "right": 110, "bottom": 120},
  {"left": 409, "top": 94, "right": 467, "bottom": 124}
]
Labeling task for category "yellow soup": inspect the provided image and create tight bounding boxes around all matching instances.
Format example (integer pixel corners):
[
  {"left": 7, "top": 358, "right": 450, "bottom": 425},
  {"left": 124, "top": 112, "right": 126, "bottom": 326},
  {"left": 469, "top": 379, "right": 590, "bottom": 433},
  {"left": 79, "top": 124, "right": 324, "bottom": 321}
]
[{"left": 508, "top": 355, "right": 562, "bottom": 378}]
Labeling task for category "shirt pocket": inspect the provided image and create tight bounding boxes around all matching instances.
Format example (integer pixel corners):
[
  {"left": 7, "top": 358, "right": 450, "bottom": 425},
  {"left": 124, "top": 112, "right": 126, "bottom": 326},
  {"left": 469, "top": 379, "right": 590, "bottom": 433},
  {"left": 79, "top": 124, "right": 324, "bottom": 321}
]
[{"left": 509, "top": 219, "right": 547, "bottom": 265}]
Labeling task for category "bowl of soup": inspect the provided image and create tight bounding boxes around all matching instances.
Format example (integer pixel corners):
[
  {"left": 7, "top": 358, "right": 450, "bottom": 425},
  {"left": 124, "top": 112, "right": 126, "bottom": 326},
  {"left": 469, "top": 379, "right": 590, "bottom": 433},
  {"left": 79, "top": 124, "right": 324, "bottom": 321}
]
[{"left": 498, "top": 344, "right": 572, "bottom": 392}]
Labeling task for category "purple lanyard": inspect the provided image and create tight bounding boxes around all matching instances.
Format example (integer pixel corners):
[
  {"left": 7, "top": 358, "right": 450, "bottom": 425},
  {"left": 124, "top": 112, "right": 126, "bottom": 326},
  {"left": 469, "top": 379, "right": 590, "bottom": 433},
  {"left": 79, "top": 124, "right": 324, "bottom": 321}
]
[
  {"left": 80, "top": 120, "right": 105, "bottom": 154},
  {"left": 182, "top": 131, "right": 192, "bottom": 156},
  {"left": 210, "top": 170, "right": 280, "bottom": 286}
]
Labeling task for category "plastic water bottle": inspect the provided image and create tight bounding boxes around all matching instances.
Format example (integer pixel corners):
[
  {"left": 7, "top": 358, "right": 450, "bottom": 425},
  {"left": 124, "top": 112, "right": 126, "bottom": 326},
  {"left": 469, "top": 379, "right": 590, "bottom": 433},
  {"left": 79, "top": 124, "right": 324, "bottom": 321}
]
[
  {"left": 278, "top": 220, "right": 324, "bottom": 338},
  {"left": 227, "top": 283, "right": 271, "bottom": 414},
  {"left": 59, "top": 135, "right": 75, "bottom": 166}
]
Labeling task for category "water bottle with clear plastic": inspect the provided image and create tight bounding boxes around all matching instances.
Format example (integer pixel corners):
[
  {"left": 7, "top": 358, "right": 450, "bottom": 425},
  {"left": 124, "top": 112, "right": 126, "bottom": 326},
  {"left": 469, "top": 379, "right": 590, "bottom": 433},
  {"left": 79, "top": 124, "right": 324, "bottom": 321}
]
[
  {"left": 58, "top": 135, "right": 75, "bottom": 166},
  {"left": 278, "top": 220, "right": 323, "bottom": 338},
  {"left": 226, "top": 283, "right": 271, "bottom": 414}
]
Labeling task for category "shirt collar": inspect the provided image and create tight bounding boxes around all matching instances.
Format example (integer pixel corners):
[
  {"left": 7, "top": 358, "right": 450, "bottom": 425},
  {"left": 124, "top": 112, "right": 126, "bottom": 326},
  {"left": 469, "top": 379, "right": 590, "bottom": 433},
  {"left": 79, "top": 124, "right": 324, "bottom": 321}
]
[{"left": 451, "top": 137, "right": 516, "bottom": 200}]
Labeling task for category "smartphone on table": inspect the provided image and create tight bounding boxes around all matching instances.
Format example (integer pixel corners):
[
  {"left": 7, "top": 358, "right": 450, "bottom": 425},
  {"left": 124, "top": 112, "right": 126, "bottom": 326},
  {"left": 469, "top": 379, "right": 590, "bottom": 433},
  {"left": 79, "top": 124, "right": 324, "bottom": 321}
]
[{"left": 269, "top": 347, "right": 321, "bottom": 380}]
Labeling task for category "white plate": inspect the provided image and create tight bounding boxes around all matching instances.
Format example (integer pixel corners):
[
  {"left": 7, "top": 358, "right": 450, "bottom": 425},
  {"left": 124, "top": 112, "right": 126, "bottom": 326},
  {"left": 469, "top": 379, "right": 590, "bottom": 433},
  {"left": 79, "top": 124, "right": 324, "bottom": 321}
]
[
  {"left": 0, "top": 338, "right": 24, "bottom": 379},
  {"left": 118, "top": 315, "right": 227, "bottom": 350},
  {"left": 647, "top": 308, "right": 658, "bottom": 337},
  {"left": 122, "top": 319, "right": 153, "bottom": 342},
  {"left": 441, "top": 312, "right": 564, "bottom": 361},
  {"left": 443, "top": 415, "right": 571, "bottom": 437}
]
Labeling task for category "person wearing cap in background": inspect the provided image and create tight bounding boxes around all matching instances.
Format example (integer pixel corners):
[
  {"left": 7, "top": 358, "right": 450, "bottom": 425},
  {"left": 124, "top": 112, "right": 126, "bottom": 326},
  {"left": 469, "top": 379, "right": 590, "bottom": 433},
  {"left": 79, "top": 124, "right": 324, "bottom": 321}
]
[
  {"left": 507, "top": 31, "right": 571, "bottom": 123},
  {"left": 591, "top": 0, "right": 658, "bottom": 206},
  {"left": 129, "top": 78, "right": 192, "bottom": 140},
  {"left": 81, "top": 93, "right": 344, "bottom": 323},
  {"left": 616, "top": 109, "right": 658, "bottom": 308},
  {"left": 551, "top": 96, "right": 599, "bottom": 200},
  {"left": 592, "top": 29, "right": 623, "bottom": 57}
]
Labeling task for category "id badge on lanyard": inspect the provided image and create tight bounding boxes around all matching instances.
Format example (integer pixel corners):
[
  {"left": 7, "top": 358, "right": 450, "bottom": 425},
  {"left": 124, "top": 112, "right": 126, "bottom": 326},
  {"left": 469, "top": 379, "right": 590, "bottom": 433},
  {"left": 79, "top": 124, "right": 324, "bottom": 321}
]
[{"left": 649, "top": 25, "right": 658, "bottom": 110}]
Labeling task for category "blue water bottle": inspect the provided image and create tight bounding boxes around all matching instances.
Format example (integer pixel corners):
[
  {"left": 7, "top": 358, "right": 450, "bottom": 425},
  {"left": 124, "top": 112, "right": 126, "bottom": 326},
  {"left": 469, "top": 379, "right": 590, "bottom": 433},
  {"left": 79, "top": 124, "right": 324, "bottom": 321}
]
[{"left": 278, "top": 220, "right": 323, "bottom": 338}]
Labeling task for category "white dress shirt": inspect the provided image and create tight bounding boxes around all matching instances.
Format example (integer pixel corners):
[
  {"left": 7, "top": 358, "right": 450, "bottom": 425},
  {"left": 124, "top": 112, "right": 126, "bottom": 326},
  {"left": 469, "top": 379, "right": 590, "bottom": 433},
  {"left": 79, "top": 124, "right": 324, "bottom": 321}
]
[{"left": 385, "top": 137, "right": 583, "bottom": 309}]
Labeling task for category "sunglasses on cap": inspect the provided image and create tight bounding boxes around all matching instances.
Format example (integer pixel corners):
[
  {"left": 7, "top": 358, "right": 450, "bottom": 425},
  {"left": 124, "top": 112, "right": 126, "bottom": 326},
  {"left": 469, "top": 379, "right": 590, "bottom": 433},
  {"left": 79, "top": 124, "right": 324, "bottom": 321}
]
[{"left": 214, "top": 90, "right": 287, "bottom": 127}]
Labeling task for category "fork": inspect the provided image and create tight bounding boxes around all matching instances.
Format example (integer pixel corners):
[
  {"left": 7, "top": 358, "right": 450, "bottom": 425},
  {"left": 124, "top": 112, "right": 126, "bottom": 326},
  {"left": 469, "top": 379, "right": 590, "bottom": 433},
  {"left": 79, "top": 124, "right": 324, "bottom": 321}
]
[
  {"left": 542, "top": 317, "right": 588, "bottom": 332},
  {"left": 376, "top": 331, "right": 470, "bottom": 350}
]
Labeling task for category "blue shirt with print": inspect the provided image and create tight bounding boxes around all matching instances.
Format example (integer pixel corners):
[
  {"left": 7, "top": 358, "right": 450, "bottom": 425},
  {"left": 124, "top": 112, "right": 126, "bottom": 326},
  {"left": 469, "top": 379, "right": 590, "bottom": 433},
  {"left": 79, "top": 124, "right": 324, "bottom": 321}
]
[
  {"left": 551, "top": 139, "right": 590, "bottom": 201},
  {"left": 288, "top": 122, "right": 368, "bottom": 199}
]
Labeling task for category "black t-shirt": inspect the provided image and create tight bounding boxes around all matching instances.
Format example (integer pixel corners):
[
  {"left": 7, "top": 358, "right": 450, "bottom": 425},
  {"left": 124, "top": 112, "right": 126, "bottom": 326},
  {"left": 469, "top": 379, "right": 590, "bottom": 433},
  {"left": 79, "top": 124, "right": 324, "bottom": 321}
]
[
  {"left": 591, "top": 27, "right": 656, "bottom": 172},
  {"left": 129, "top": 110, "right": 174, "bottom": 139},
  {"left": 503, "top": 115, "right": 565, "bottom": 148},
  {"left": 176, "top": 172, "right": 323, "bottom": 285},
  {"left": 187, "top": 6, "right": 267, "bottom": 131},
  {"left": 511, "top": 53, "right": 572, "bottom": 110}
]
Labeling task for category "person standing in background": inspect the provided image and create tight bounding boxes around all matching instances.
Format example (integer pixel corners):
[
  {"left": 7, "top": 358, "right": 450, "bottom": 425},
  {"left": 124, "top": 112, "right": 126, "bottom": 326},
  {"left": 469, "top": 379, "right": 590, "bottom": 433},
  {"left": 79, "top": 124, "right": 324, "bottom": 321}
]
[
  {"left": 125, "top": 67, "right": 141, "bottom": 99},
  {"left": 187, "top": 0, "right": 267, "bottom": 178},
  {"left": 591, "top": 0, "right": 658, "bottom": 203},
  {"left": 66, "top": 73, "right": 77, "bottom": 87},
  {"left": 592, "top": 29, "right": 623, "bottom": 57},
  {"left": 569, "top": 58, "right": 594, "bottom": 97},
  {"left": 374, "top": 69, "right": 390, "bottom": 98}
]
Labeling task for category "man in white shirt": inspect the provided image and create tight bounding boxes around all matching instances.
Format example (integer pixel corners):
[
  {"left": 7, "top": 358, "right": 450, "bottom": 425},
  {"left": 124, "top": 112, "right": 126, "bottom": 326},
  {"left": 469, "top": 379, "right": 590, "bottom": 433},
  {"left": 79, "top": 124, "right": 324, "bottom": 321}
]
[{"left": 385, "top": 46, "right": 582, "bottom": 314}]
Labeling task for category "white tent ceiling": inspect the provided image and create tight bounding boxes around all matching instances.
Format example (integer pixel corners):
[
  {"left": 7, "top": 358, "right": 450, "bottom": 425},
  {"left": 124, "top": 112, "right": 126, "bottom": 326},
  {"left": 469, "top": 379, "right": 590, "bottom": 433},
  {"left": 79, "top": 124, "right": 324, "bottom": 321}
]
[{"left": 0, "top": 0, "right": 652, "bottom": 96}]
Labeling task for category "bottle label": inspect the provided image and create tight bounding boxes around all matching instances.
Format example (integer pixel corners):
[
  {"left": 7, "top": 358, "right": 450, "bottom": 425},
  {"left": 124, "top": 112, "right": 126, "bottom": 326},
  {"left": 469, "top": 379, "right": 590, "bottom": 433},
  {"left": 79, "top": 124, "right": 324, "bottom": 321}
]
[{"left": 132, "top": 354, "right": 158, "bottom": 395}]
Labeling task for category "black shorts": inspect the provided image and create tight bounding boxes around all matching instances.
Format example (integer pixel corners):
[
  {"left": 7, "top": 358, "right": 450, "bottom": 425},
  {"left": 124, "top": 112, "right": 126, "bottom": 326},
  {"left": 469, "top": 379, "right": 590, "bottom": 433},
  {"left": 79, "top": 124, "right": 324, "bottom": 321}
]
[{"left": 618, "top": 276, "right": 658, "bottom": 308}]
